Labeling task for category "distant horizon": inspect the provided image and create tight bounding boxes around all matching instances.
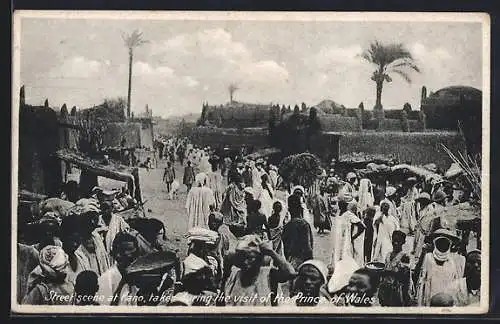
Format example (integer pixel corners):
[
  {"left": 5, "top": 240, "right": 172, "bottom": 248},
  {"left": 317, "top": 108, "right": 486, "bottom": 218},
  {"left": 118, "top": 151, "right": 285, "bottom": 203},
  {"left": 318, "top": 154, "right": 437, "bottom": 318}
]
[
  {"left": 22, "top": 82, "right": 482, "bottom": 120},
  {"left": 18, "top": 16, "right": 483, "bottom": 118}
]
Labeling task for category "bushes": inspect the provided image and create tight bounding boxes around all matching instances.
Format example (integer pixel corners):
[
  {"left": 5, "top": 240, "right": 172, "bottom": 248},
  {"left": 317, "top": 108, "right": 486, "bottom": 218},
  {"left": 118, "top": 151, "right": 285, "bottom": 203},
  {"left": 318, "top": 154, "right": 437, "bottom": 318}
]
[
  {"left": 278, "top": 153, "right": 323, "bottom": 188},
  {"left": 103, "top": 122, "right": 142, "bottom": 148}
]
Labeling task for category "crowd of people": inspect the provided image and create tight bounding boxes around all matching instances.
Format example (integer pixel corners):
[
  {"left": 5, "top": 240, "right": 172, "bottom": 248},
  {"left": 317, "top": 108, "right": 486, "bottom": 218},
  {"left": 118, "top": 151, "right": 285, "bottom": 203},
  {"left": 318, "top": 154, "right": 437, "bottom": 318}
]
[{"left": 17, "top": 136, "right": 481, "bottom": 308}]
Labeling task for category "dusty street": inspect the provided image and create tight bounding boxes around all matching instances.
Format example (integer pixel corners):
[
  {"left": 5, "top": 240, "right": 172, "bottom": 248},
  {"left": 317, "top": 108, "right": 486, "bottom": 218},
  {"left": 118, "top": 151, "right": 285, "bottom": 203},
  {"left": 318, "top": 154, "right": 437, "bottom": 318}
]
[{"left": 98, "top": 159, "right": 339, "bottom": 261}]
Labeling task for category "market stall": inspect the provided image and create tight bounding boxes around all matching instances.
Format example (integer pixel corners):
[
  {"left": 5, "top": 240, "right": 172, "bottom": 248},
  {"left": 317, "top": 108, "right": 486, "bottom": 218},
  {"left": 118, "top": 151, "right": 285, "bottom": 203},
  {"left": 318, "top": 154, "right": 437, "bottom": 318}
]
[{"left": 54, "top": 149, "right": 145, "bottom": 219}]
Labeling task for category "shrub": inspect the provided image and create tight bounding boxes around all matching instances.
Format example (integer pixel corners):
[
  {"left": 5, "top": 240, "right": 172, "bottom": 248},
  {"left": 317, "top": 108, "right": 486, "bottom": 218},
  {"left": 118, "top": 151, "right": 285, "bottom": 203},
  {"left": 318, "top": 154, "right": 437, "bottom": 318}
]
[{"left": 278, "top": 153, "right": 322, "bottom": 188}]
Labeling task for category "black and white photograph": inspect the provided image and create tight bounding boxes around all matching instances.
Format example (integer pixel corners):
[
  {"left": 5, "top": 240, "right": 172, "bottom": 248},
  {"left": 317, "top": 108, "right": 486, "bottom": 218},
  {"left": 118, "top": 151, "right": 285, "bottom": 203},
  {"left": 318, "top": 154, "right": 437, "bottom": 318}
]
[{"left": 11, "top": 11, "right": 489, "bottom": 314}]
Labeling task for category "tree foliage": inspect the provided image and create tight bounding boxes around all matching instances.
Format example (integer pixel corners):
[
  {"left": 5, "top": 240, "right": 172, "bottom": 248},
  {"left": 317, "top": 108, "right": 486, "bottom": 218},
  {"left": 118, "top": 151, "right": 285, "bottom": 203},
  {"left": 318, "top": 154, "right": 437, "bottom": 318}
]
[
  {"left": 361, "top": 41, "right": 420, "bottom": 79},
  {"left": 122, "top": 29, "right": 149, "bottom": 52},
  {"left": 361, "top": 41, "right": 420, "bottom": 110},
  {"left": 76, "top": 97, "right": 127, "bottom": 154},
  {"left": 278, "top": 153, "right": 323, "bottom": 188}
]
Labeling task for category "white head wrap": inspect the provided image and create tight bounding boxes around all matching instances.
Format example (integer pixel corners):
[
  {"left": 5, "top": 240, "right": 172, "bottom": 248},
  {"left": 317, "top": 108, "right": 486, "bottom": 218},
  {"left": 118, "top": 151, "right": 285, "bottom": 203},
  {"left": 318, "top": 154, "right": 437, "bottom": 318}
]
[
  {"left": 292, "top": 185, "right": 305, "bottom": 195},
  {"left": 39, "top": 245, "right": 69, "bottom": 278},
  {"left": 385, "top": 186, "right": 397, "bottom": 197},
  {"left": 298, "top": 259, "right": 328, "bottom": 284},
  {"left": 195, "top": 173, "right": 208, "bottom": 186}
]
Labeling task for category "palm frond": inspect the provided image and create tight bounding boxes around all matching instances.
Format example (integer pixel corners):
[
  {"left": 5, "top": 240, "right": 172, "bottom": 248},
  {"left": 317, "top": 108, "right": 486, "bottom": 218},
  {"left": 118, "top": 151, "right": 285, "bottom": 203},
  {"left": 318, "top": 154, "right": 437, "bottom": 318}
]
[
  {"left": 228, "top": 83, "right": 239, "bottom": 92},
  {"left": 389, "top": 60, "right": 421, "bottom": 73},
  {"left": 123, "top": 29, "right": 149, "bottom": 49},
  {"left": 360, "top": 52, "right": 373, "bottom": 63},
  {"left": 362, "top": 41, "right": 416, "bottom": 68},
  {"left": 391, "top": 69, "right": 412, "bottom": 83},
  {"left": 441, "top": 144, "right": 481, "bottom": 202}
]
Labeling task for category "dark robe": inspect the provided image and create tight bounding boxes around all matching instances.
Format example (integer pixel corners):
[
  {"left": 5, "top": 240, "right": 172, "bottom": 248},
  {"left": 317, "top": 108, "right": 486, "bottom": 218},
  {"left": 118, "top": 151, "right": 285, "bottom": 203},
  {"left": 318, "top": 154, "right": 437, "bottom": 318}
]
[
  {"left": 220, "top": 183, "right": 247, "bottom": 226},
  {"left": 183, "top": 166, "right": 196, "bottom": 186},
  {"left": 282, "top": 218, "right": 314, "bottom": 270},
  {"left": 363, "top": 216, "right": 375, "bottom": 263},
  {"left": 311, "top": 194, "right": 332, "bottom": 231}
]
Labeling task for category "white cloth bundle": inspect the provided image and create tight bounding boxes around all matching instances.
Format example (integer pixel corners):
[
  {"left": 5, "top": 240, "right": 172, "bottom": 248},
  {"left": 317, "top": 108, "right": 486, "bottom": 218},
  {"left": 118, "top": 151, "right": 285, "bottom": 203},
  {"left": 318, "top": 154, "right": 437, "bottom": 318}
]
[{"left": 327, "top": 255, "right": 361, "bottom": 294}]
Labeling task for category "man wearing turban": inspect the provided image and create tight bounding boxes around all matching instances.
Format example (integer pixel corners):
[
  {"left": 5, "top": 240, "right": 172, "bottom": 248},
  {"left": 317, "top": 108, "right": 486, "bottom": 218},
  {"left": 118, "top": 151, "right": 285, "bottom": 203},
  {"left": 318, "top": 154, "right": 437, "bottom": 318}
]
[
  {"left": 223, "top": 235, "right": 295, "bottom": 306},
  {"left": 22, "top": 246, "right": 74, "bottom": 305},
  {"left": 287, "top": 259, "right": 331, "bottom": 307},
  {"left": 170, "top": 254, "right": 216, "bottom": 306}
]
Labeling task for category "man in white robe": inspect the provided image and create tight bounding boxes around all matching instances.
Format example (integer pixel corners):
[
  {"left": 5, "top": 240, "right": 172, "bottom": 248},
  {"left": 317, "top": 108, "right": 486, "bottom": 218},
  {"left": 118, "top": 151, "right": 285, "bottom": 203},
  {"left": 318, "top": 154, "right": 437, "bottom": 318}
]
[
  {"left": 372, "top": 201, "right": 400, "bottom": 262},
  {"left": 331, "top": 201, "right": 365, "bottom": 268},
  {"left": 207, "top": 165, "right": 224, "bottom": 211},
  {"left": 199, "top": 153, "right": 212, "bottom": 174},
  {"left": 185, "top": 173, "right": 216, "bottom": 229},
  {"left": 381, "top": 186, "right": 400, "bottom": 220}
]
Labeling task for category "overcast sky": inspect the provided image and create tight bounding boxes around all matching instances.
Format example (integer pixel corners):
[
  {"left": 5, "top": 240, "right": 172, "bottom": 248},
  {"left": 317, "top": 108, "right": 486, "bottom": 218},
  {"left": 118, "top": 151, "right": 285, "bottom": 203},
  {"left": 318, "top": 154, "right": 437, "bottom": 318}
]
[{"left": 19, "top": 17, "right": 483, "bottom": 118}]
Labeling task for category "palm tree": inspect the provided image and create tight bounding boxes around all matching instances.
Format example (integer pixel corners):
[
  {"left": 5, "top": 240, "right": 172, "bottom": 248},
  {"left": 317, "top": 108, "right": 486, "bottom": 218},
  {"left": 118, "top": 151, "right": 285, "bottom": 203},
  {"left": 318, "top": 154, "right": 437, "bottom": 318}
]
[
  {"left": 122, "top": 30, "right": 149, "bottom": 119},
  {"left": 361, "top": 41, "right": 420, "bottom": 117},
  {"left": 228, "top": 83, "right": 239, "bottom": 103}
]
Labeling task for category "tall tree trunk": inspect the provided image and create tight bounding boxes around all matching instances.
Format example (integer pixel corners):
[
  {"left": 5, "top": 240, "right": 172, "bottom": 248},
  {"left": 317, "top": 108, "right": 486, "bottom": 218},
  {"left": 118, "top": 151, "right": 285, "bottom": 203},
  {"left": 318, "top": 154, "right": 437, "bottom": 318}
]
[
  {"left": 374, "top": 80, "right": 385, "bottom": 128},
  {"left": 375, "top": 80, "right": 383, "bottom": 110},
  {"left": 127, "top": 50, "right": 133, "bottom": 119}
]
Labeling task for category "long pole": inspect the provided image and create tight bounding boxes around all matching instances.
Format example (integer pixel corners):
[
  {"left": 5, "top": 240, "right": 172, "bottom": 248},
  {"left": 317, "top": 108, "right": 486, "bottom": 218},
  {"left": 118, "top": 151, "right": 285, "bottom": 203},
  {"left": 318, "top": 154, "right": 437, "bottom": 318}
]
[{"left": 127, "top": 49, "right": 133, "bottom": 119}]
